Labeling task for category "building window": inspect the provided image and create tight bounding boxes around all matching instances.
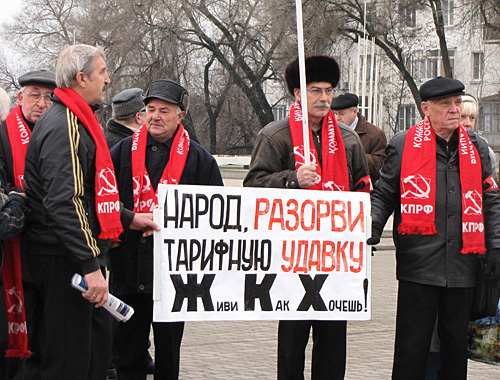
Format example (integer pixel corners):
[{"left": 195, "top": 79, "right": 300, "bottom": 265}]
[
  {"left": 440, "top": 49, "right": 454, "bottom": 77},
  {"left": 272, "top": 105, "right": 288, "bottom": 121},
  {"left": 398, "top": 105, "right": 416, "bottom": 131},
  {"left": 399, "top": 1, "right": 416, "bottom": 27},
  {"left": 472, "top": 52, "right": 484, "bottom": 80},
  {"left": 412, "top": 50, "right": 454, "bottom": 79},
  {"left": 480, "top": 102, "right": 500, "bottom": 133},
  {"left": 414, "top": 50, "right": 439, "bottom": 79},
  {"left": 442, "top": 0, "right": 454, "bottom": 26}
]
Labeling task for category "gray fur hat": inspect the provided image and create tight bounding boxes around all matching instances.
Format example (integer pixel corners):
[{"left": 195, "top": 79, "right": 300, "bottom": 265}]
[{"left": 112, "top": 88, "right": 144, "bottom": 119}]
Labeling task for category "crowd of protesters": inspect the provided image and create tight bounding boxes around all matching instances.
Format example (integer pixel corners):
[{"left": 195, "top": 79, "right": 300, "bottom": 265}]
[{"left": 0, "top": 43, "right": 499, "bottom": 380}]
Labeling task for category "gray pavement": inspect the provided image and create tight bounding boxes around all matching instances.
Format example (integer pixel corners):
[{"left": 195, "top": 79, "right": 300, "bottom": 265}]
[{"left": 146, "top": 249, "right": 499, "bottom": 379}]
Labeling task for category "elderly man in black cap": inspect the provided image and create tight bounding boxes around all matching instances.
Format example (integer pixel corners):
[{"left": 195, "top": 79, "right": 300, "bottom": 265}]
[
  {"left": 332, "top": 93, "right": 387, "bottom": 181},
  {"left": 244, "top": 56, "right": 369, "bottom": 380},
  {"left": 105, "top": 88, "right": 145, "bottom": 149},
  {"left": 0, "top": 69, "right": 56, "bottom": 377},
  {"left": 369, "top": 76, "right": 500, "bottom": 380},
  {"left": 109, "top": 79, "right": 223, "bottom": 380}
]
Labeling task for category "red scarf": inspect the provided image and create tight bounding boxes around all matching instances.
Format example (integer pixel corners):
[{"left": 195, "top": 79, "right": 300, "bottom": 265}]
[
  {"left": 399, "top": 117, "right": 487, "bottom": 254},
  {"left": 2, "top": 105, "right": 32, "bottom": 358},
  {"left": 54, "top": 88, "right": 123, "bottom": 240},
  {"left": 131, "top": 124, "right": 190, "bottom": 212},
  {"left": 289, "top": 101, "right": 371, "bottom": 192}
]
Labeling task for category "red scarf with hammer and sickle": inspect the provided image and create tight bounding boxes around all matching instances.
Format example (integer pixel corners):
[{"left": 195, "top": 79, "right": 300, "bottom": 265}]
[
  {"left": 289, "top": 101, "right": 371, "bottom": 192},
  {"left": 399, "top": 117, "right": 491, "bottom": 254},
  {"left": 54, "top": 88, "right": 123, "bottom": 241},
  {"left": 131, "top": 124, "right": 190, "bottom": 212},
  {"left": 2, "top": 105, "right": 32, "bottom": 358}
]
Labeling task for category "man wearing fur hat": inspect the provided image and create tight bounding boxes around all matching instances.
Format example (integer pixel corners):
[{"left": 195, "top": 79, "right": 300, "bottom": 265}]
[
  {"left": 332, "top": 93, "right": 387, "bottom": 182},
  {"left": 244, "top": 56, "right": 370, "bottom": 379},
  {"left": 369, "top": 76, "right": 500, "bottom": 379},
  {"left": 105, "top": 88, "right": 145, "bottom": 149},
  {"left": 109, "top": 79, "right": 223, "bottom": 379}
]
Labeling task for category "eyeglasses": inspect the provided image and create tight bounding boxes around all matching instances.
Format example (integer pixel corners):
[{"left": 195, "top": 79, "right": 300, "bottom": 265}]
[
  {"left": 24, "top": 92, "right": 52, "bottom": 104},
  {"left": 307, "top": 87, "right": 335, "bottom": 97}
]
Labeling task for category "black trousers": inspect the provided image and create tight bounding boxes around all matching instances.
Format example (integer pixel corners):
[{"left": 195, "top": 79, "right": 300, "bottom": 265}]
[
  {"left": 278, "top": 320, "right": 346, "bottom": 380},
  {"left": 27, "top": 254, "right": 112, "bottom": 380},
  {"left": 114, "top": 294, "right": 184, "bottom": 380},
  {"left": 392, "top": 281, "right": 474, "bottom": 380}
]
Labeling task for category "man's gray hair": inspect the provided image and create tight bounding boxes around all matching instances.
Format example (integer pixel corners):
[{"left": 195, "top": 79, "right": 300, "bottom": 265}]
[
  {"left": 0, "top": 87, "right": 11, "bottom": 121},
  {"left": 56, "top": 44, "right": 105, "bottom": 88}
]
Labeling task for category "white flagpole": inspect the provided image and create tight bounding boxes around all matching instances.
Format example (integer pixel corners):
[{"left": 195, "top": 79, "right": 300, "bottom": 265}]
[
  {"left": 355, "top": 35, "right": 361, "bottom": 95},
  {"left": 361, "top": 0, "right": 367, "bottom": 117},
  {"left": 373, "top": 59, "right": 379, "bottom": 126},
  {"left": 295, "top": 0, "right": 310, "bottom": 165},
  {"left": 368, "top": 37, "right": 375, "bottom": 123}
]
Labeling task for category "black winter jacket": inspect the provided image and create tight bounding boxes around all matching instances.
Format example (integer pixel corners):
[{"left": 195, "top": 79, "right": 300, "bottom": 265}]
[
  {"left": 109, "top": 129, "right": 223, "bottom": 296},
  {"left": 104, "top": 119, "right": 135, "bottom": 150},
  {"left": 371, "top": 129, "right": 500, "bottom": 287},
  {"left": 24, "top": 96, "right": 134, "bottom": 275}
]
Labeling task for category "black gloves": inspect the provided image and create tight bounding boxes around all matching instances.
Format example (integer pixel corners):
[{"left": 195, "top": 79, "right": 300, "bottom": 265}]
[
  {"left": 367, "top": 236, "right": 380, "bottom": 245},
  {"left": 484, "top": 249, "right": 500, "bottom": 287}
]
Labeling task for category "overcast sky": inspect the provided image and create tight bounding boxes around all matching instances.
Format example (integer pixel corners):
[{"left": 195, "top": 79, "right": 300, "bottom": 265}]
[{"left": 1, "top": 0, "right": 22, "bottom": 23}]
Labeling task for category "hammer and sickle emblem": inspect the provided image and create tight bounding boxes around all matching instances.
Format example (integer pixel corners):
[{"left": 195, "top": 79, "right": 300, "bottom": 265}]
[
  {"left": 463, "top": 190, "right": 482, "bottom": 215},
  {"left": 97, "top": 168, "right": 118, "bottom": 196},
  {"left": 401, "top": 175, "right": 431, "bottom": 199},
  {"left": 293, "top": 146, "right": 317, "bottom": 169},
  {"left": 6, "top": 287, "right": 22, "bottom": 314}
]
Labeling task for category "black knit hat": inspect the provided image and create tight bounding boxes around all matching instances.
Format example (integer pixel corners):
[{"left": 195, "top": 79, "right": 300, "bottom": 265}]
[
  {"left": 144, "top": 80, "right": 189, "bottom": 112},
  {"left": 331, "top": 93, "right": 359, "bottom": 110},
  {"left": 419, "top": 77, "right": 465, "bottom": 101},
  {"left": 285, "top": 55, "right": 340, "bottom": 96},
  {"left": 18, "top": 69, "right": 56, "bottom": 88}
]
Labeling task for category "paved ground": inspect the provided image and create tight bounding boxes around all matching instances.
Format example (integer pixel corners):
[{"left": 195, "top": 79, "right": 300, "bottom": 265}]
[{"left": 145, "top": 249, "right": 499, "bottom": 379}]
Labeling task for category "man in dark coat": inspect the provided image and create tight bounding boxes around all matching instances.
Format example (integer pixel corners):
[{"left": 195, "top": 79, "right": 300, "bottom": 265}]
[
  {"left": 105, "top": 88, "right": 145, "bottom": 149},
  {"left": 369, "top": 77, "right": 500, "bottom": 380},
  {"left": 244, "top": 55, "right": 369, "bottom": 380},
  {"left": 109, "top": 79, "right": 223, "bottom": 380},
  {"left": 0, "top": 69, "right": 56, "bottom": 378},
  {"left": 332, "top": 93, "right": 387, "bottom": 181}
]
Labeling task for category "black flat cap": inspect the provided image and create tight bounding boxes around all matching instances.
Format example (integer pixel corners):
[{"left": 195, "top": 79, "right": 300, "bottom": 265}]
[
  {"left": 419, "top": 77, "right": 465, "bottom": 101},
  {"left": 331, "top": 93, "right": 359, "bottom": 110},
  {"left": 112, "top": 88, "right": 144, "bottom": 118},
  {"left": 144, "top": 80, "right": 189, "bottom": 112},
  {"left": 18, "top": 69, "right": 56, "bottom": 88},
  {"left": 285, "top": 55, "right": 340, "bottom": 96}
]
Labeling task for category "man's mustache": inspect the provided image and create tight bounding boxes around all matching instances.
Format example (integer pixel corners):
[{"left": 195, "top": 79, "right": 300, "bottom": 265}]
[{"left": 313, "top": 102, "right": 330, "bottom": 108}]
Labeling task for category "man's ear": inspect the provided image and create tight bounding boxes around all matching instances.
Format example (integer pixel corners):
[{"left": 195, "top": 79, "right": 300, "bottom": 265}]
[
  {"left": 421, "top": 101, "right": 429, "bottom": 116},
  {"left": 75, "top": 72, "right": 87, "bottom": 88},
  {"left": 178, "top": 111, "right": 186, "bottom": 123},
  {"left": 293, "top": 88, "right": 301, "bottom": 102}
]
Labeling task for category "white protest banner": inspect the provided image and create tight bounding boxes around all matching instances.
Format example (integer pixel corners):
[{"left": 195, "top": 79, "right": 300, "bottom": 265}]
[{"left": 153, "top": 184, "right": 371, "bottom": 322}]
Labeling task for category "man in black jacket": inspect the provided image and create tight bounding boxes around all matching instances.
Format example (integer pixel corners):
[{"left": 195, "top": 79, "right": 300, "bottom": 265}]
[
  {"left": 105, "top": 88, "right": 145, "bottom": 149},
  {"left": 23, "top": 44, "right": 158, "bottom": 380},
  {"left": 0, "top": 70, "right": 56, "bottom": 378},
  {"left": 369, "top": 77, "right": 500, "bottom": 380},
  {"left": 109, "top": 79, "right": 223, "bottom": 380}
]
